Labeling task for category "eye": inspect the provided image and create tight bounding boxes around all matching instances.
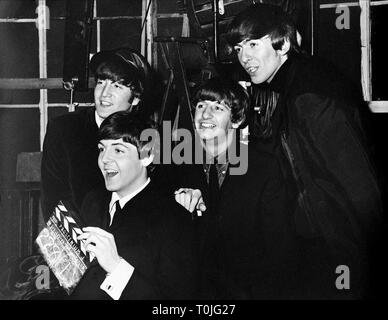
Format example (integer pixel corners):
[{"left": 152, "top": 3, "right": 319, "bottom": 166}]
[
  {"left": 96, "top": 79, "right": 104, "bottom": 85},
  {"left": 233, "top": 46, "right": 241, "bottom": 53},
  {"left": 98, "top": 145, "right": 104, "bottom": 153},
  {"left": 114, "top": 148, "right": 125, "bottom": 154},
  {"left": 110, "top": 82, "right": 122, "bottom": 89},
  {"left": 214, "top": 105, "right": 225, "bottom": 112},
  {"left": 249, "top": 42, "right": 258, "bottom": 48},
  {"left": 196, "top": 102, "right": 204, "bottom": 109}
]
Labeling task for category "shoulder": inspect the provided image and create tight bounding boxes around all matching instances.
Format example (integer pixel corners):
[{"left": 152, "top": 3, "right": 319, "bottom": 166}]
[
  {"left": 288, "top": 55, "right": 360, "bottom": 106},
  {"left": 244, "top": 143, "right": 284, "bottom": 183},
  {"left": 144, "top": 184, "right": 193, "bottom": 227},
  {"left": 47, "top": 107, "right": 95, "bottom": 131},
  {"left": 247, "top": 143, "right": 279, "bottom": 169},
  {"left": 81, "top": 187, "right": 110, "bottom": 224}
]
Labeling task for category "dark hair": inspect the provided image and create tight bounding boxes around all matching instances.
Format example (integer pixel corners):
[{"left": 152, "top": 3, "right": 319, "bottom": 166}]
[
  {"left": 226, "top": 3, "right": 300, "bottom": 55},
  {"left": 192, "top": 77, "right": 250, "bottom": 128},
  {"left": 98, "top": 111, "right": 156, "bottom": 170},
  {"left": 91, "top": 48, "right": 153, "bottom": 102},
  {"left": 94, "top": 59, "right": 145, "bottom": 100}
]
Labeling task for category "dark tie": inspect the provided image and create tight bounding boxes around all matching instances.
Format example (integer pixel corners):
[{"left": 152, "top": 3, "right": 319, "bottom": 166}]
[
  {"left": 109, "top": 200, "right": 123, "bottom": 229},
  {"left": 208, "top": 160, "right": 220, "bottom": 214}
]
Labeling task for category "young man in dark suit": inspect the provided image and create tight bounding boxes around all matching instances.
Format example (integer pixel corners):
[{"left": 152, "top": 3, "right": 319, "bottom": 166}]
[
  {"left": 157, "top": 77, "right": 298, "bottom": 299},
  {"left": 71, "top": 111, "right": 198, "bottom": 300},
  {"left": 41, "top": 48, "right": 154, "bottom": 222},
  {"left": 226, "top": 3, "right": 383, "bottom": 298}
]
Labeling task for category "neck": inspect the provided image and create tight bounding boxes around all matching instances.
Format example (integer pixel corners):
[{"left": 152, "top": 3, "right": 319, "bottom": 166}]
[
  {"left": 202, "top": 130, "right": 235, "bottom": 159},
  {"left": 117, "top": 170, "right": 148, "bottom": 198},
  {"left": 267, "top": 55, "right": 288, "bottom": 83}
]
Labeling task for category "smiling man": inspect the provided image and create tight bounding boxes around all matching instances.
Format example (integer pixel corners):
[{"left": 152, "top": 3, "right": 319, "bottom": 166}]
[
  {"left": 156, "top": 77, "right": 299, "bottom": 299},
  {"left": 41, "top": 48, "right": 153, "bottom": 221},
  {"left": 226, "top": 3, "right": 383, "bottom": 298},
  {"left": 71, "top": 111, "right": 198, "bottom": 300}
]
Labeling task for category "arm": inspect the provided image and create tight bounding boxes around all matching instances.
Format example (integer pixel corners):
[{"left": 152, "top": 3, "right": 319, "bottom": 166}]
[
  {"left": 79, "top": 213, "right": 198, "bottom": 299},
  {"left": 119, "top": 211, "right": 198, "bottom": 299},
  {"left": 41, "top": 120, "right": 71, "bottom": 221},
  {"left": 78, "top": 227, "right": 134, "bottom": 300},
  {"left": 295, "top": 93, "right": 382, "bottom": 243}
]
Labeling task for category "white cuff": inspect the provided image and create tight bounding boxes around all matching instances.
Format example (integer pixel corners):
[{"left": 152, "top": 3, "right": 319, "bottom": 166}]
[{"left": 100, "top": 258, "right": 135, "bottom": 300}]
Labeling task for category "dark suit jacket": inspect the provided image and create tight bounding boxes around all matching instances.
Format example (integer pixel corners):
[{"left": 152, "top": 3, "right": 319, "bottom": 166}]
[
  {"left": 262, "top": 54, "right": 383, "bottom": 298},
  {"left": 154, "top": 144, "right": 299, "bottom": 299},
  {"left": 41, "top": 107, "right": 104, "bottom": 221},
  {"left": 71, "top": 182, "right": 198, "bottom": 300}
]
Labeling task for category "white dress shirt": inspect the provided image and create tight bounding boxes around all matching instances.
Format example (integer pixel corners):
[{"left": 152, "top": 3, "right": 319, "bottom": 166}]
[{"left": 95, "top": 111, "right": 104, "bottom": 128}]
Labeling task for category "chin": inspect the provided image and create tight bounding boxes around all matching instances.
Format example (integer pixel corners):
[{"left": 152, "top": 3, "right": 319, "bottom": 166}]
[
  {"left": 105, "top": 182, "right": 117, "bottom": 192},
  {"left": 250, "top": 76, "right": 266, "bottom": 84},
  {"left": 198, "top": 133, "right": 216, "bottom": 141}
]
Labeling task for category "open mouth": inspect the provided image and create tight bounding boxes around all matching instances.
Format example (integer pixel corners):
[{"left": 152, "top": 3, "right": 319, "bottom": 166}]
[
  {"left": 246, "top": 66, "right": 259, "bottom": 75},
  {"left": 100, "top": 100, "right": 113, "bottom": 106},
  {"left": 200, "top": 122, "right": 216, "bottom": 129},
  {"left": 105, "top": 169, "right": 119, "bottom": 178}
]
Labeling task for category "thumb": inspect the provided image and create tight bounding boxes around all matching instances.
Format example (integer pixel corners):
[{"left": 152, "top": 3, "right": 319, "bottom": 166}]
[{"left": 197, "top": 200, "right": 206, "bottom": 212}]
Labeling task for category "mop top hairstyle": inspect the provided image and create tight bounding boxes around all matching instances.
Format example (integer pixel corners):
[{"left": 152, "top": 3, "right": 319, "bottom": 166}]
[
  {"left": 90, "top": 47, "right": 152, "bottom": 100},
  {"left": 192, "top": 77, "right": 250, "bottom": 128},
  {"left": 226, "top": 3, "right": 301, "bottom": 55},
  {"left": 98, "top": 111, "right": 156, "bottom": 169}
]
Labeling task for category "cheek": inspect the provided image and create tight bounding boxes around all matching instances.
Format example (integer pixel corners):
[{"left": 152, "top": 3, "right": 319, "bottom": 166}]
[
  {"left": 219, "top": 113, "right": 232, "bottom": 129},
  {"left": 194, "top": 111, "right": 202, "bottom": 123},
  {"left": 98, "top": 152, "right": 104, "bottom": 162},
  {"left": 94, "top": 86, "right": 103, "bottom": 97}
]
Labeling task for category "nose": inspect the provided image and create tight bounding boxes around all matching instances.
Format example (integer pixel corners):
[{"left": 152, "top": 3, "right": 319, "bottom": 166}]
[
  {"left": 101, "top": 81, "right": 112, "bottom": 97},
  {"left": 100, "top": 148, "right": 112, "bottom": 164},
  {"left": 239, "top": 46, "right": 251, "bottom": 65},
  {"left": 202, "top": 104, "right": 213, "bottom": 119}
]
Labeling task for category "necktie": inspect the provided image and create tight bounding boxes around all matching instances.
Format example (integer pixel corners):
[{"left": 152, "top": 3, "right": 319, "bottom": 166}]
[
  {"left": 208, "top": 159, "right": 219, "bottom": 214},
  {"left": 110, "top": 200, "right": 123, "bottom": 228}
]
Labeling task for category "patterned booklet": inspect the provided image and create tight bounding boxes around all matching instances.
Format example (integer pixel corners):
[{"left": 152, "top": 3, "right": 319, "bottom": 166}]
[{"left": 35, "top": 201, "right": 94, "bottom": 295}]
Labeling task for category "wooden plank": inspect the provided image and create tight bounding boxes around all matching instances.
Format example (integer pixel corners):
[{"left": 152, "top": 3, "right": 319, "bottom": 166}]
[{"left": 0, "top": 77, "right": 95, "bottom": 89}]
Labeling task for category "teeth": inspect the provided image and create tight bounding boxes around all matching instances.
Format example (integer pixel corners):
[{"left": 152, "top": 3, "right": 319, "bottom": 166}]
[
  {"left": 247, "top": 66, "right": 258, "bottom": 74},
  {"left": 105, "top": 169, "right": 118, "bottom": 178},
  {"left": 201, "top": 123, "right": 215, "bottom": 128},
  {"left": 101, "top": 101, "right": 112, "bottom": 106}
]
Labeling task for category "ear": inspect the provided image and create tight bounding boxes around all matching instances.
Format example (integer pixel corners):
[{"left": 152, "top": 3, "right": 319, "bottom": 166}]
[
  {"left": 231, "top": 116, "right": 245, "bottom": 129},
  {"left": 279, "top": 38, "right": 291, "bottom": 56},
  {"left": 140, "top": 153, "right": 154, "bottom": 167}
]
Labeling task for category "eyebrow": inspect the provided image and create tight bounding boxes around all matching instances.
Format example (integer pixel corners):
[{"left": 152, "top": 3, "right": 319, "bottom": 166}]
[
  {"left": 200, "top": 100, "right": 231, "bottom": 109},
  {"left": 112, "top": 142, "right": 129, "bottom": 148},
  {"left": 98, "top": 141, "right": 129, "bottom": 148},
  {"left": 96, "top": 78, "right": 126, "bottom": 84}
]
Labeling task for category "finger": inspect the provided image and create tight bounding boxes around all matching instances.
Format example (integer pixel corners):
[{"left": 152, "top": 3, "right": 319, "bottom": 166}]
[
  {"left": 77, "top": 233, "right": 89, "bottom": 241},
  {"left": 83, "top": 227, "right": 113, "bottom": 238},
  {"left": 197, "top": 201, "right": 206, "bottom": 212},
  {"left": 83, "top": 234, "right": 99, "bottom": 248},
  {"left": 175, "top": 193, "right": 184, "bottom": 206},
  {"left": 184, "top": 192, "right": 193, "bottom": 212},
  {"left": 189, "top": 192, "right": 200, "bottom": 213},
  {"left": 174, "top": 188, "right": 188, "bottom": 195},
  {"left": 85, "top": 243, "right": 103, "bottom": 257}
]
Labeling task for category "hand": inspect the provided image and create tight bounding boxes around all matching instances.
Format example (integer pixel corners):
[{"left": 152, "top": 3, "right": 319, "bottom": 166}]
[
  {"left": 78, "top": 227, "right": 121, "bottom": 274},
  {"left": 174, "top": 188, "right": 206, "bottom": 215},
  {"left": 238, "top": 81, "right": 251, "bottom": 90}
]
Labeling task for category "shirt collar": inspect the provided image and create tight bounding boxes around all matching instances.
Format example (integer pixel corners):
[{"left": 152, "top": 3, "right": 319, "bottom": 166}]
[
  {"left": 95, "top": 111, "right": 104, "bottom": 128},
  {"left": 108, "top": 178, "right": 151, "bottom": 214}
]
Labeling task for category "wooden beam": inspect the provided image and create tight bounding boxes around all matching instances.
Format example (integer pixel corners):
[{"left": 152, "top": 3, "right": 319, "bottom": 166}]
[{"left": 0, "top": 78, "right": 95, "bottom": 90}]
